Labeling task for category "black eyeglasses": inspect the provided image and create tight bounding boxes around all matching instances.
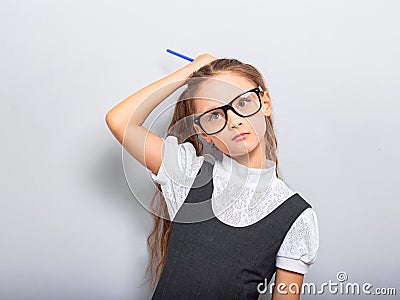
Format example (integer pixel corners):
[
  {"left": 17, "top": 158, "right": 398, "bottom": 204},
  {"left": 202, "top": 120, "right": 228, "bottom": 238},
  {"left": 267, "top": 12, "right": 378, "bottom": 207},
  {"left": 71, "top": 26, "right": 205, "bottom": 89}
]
[{"left": 194, "top": 86, "right": 263, "bottom": 135}]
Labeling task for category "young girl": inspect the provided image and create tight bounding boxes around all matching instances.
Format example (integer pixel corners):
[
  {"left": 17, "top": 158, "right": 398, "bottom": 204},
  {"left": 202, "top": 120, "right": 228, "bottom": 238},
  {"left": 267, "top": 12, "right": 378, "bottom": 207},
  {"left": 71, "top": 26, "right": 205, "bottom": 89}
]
[{"left": 106, "top": 53, "right": 319, "bottom": 299}]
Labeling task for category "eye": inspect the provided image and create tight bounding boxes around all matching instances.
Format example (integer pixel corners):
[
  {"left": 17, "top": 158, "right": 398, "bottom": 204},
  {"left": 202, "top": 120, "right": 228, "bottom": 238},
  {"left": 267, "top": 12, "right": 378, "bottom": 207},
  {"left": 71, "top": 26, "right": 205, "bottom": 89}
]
[
  {"left": 208, "top": 111, "right": 222, "bottom": 121},
  {"left": 237, "top": 98, "right": 250, "bottom": 108}
]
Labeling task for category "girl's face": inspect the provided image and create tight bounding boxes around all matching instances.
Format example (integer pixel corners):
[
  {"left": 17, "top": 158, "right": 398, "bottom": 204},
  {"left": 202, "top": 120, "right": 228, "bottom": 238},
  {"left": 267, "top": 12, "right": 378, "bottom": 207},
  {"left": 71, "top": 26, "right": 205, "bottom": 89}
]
[{"left": 193, "top": 72, "right": 273, "bottom": 158}]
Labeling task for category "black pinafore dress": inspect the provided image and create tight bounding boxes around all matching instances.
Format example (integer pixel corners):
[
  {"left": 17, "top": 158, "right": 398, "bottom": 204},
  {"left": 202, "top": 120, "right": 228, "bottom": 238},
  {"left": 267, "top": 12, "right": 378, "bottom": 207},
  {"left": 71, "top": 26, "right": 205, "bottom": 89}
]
[{"left": 151, "top": 160, "right": 311, "bottom": 300}]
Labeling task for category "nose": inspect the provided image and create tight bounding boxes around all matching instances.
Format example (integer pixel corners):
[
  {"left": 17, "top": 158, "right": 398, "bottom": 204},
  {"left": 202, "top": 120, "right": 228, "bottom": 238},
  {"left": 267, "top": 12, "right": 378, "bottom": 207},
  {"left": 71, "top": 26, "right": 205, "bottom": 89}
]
[{"left": 227, "top": 109, "right": 243, "bottom": 129}]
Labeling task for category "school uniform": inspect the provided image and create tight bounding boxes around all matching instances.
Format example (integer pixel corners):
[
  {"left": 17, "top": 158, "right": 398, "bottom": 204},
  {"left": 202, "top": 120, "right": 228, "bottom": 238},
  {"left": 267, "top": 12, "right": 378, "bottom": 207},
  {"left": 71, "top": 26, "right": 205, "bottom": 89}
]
[{"left": 149, "top": 135, "right": 319, "bottom": 299}]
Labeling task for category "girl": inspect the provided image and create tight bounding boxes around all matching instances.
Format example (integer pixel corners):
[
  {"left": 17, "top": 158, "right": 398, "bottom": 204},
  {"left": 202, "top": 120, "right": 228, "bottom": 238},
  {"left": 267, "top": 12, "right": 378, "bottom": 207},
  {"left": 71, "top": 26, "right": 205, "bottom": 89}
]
[{"left": 106, "top": 53, "right": 319, "bottom": 299}]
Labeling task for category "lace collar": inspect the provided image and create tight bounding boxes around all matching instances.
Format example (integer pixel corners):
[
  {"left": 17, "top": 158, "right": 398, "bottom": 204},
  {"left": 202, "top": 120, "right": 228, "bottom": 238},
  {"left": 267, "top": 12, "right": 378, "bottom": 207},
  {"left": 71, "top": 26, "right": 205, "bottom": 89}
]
[
  {"left": 211, "top": 152, "right": 278, "bottom": 219},
  {"left": 217, "top": 152, "right": 277, "bottom": 190}
]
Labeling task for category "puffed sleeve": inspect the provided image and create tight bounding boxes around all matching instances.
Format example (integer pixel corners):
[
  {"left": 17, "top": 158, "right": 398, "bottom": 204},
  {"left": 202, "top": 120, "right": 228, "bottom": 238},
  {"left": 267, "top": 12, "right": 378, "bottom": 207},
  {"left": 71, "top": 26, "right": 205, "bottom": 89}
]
[
  {"left": 275, "top": 207, "right": 320, "bottom": 274},
  {"left": 150, "top": 135, "right": 204, "bottom": 220}
]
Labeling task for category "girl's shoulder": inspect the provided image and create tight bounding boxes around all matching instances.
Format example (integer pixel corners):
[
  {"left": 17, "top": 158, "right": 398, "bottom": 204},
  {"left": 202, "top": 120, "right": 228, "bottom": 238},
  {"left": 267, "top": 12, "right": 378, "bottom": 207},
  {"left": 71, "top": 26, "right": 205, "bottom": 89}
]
[
  {"left": 150, "top": 135, "right": 208, "bottom": 220},
  {"left": 151, "top": 135, "right": 206, "bottom": 186},
  {"left": 272, "top": 176, "right": 318, "bottom": 220}
]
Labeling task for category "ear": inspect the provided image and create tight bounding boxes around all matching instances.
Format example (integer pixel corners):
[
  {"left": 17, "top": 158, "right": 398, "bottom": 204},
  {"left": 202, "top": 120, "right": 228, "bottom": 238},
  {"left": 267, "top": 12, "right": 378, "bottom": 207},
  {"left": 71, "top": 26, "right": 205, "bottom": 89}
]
[
  {"left": 261, "top": 91, "right": 273, "bottom": 117},
  {"left": 193, "top": 124, "right": 213, "bottom": 143}
]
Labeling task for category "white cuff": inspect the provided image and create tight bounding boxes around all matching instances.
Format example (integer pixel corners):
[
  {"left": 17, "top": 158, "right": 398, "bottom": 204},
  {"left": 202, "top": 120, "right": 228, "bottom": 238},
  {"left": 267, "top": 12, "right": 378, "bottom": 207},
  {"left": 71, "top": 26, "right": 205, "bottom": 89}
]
[
  {"left": 275, "top": 256, "right": 310, "bottom": 275},
  {"left": 149, "top": 138, "right": 168, "bottom": 185},
  {"left": 150, "top": 168, "right": 167, "bottom": 186}
]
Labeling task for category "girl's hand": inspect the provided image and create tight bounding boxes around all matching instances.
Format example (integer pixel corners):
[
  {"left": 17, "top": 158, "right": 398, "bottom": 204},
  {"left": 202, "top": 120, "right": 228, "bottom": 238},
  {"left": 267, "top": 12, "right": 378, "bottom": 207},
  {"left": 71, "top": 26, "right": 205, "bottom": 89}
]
[{"left": 188, "top": 53, "right": 218, "bottom": 73}]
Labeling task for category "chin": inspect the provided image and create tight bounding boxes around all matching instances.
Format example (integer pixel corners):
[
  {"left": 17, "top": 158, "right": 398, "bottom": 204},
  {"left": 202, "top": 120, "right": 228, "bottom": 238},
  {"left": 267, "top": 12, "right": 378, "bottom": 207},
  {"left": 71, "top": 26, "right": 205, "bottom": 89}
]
[{"left": 228, "top": 142, "right": 260, "bottom": 157}]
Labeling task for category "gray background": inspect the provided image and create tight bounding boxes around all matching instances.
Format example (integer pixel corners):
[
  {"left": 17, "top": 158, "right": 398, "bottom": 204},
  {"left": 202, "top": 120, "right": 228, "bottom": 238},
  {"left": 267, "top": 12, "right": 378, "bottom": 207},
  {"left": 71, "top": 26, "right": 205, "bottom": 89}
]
[{"left": 1, "top": 0, "right": 399, "bottom": 299}]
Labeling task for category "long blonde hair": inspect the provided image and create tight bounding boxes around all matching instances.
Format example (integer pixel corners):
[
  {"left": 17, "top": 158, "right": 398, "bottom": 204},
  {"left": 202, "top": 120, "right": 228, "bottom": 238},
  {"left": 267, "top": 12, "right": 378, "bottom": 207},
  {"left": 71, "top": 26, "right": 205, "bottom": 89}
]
[{"left": 143, "top": 58, "right": 281, "bottom": 289}]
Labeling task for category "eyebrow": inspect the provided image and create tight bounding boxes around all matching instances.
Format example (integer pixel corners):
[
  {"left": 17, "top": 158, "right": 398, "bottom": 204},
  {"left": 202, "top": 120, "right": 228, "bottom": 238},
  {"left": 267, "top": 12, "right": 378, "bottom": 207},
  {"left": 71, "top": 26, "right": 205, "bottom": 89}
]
[
  {"left": 204, "top": 104, "right": 222, "bottom": 111},
  {"left": 202, "top": 91, "right": 247, "bottom": 111}
]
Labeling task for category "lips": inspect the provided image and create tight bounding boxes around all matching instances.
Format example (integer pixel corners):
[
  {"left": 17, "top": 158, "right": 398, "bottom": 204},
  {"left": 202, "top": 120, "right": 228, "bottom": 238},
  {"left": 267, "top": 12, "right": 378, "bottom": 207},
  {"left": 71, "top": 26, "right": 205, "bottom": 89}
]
[{"left": 233, "top": 132, "right": 250, "bottom": 141}]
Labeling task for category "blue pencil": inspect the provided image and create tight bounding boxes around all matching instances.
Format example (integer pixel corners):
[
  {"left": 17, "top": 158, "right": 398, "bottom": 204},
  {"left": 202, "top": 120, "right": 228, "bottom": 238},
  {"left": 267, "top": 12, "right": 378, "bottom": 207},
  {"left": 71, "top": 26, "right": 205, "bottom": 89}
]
[{"left": 166, "top": 49, "right": 194, "bottom": 62}]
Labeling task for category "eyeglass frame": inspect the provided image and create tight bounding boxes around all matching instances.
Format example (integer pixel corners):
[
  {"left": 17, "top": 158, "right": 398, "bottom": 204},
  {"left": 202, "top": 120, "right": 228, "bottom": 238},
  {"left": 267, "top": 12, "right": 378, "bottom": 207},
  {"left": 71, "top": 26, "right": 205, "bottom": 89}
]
[{"left": 193, "top": 86, "right": 264, "bottom": 135}]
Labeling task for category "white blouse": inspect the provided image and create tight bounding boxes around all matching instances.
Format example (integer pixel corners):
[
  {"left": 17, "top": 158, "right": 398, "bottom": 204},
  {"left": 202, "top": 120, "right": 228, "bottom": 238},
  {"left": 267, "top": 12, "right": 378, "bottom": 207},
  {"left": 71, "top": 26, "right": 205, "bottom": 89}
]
[{"left": 150, "top": 135, "right": 319, "bottom": 275}]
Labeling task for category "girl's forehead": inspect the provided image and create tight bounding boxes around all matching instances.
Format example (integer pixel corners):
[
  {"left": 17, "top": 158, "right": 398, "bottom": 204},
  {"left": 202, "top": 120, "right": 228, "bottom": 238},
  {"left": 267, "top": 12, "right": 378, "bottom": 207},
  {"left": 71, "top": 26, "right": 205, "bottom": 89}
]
[{"left": 194, "top": 75, "right": 255, "bottom": 108}]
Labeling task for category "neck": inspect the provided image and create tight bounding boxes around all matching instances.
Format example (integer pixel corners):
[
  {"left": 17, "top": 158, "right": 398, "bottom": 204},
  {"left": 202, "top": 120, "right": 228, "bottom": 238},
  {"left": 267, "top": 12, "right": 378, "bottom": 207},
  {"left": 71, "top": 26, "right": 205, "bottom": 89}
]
[
  {"left": 219, "top": 140, "right": 276, "bottom": 194},
  {"left": 230, "top": 138, "right": 269, "bottom": 169}
]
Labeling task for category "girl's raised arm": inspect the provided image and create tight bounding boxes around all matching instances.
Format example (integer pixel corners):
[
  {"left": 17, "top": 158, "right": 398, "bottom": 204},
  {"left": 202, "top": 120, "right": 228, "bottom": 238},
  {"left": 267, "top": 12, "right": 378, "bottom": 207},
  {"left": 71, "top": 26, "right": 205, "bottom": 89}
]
[{"left": 105, "top": 53, "right": 216, "bottom": 176}]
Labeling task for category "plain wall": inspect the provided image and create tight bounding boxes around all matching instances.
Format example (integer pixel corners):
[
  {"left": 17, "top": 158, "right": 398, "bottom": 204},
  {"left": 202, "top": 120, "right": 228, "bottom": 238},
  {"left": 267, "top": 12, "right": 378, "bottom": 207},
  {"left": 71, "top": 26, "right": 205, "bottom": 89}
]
[{"left": 1, "top": 0, "right": 399, "bottom": 299}]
